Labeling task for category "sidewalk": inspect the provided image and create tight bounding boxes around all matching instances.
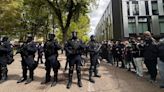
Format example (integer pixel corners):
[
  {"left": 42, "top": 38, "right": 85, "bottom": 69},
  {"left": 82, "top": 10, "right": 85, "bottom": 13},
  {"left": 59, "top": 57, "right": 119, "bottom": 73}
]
[{"left": 0, "top": 54, "right": 163, "bottom": 92}]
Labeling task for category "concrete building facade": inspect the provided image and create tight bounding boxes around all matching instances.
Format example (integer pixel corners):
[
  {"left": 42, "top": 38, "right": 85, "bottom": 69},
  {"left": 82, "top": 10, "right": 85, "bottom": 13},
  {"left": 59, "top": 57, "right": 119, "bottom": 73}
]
[{"left": 95, "top": 0, "right": 164, "bottom": 41}]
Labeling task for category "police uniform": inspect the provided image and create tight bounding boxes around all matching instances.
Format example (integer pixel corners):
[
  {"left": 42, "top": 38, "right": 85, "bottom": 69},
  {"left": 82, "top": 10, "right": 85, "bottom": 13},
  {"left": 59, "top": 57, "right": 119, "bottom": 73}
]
[
  {"left": 88, "top": 35, "right": 101, "bottom": 83},
  {"left": 17, "top": 35, "right": 37, "bottom": 84},
  {"left": 42, "top": 33, "right": 61, "bottom": 86},
  {"left": 65, "top": 31, "right": 84, "bottom": 89},
  {"left": 0, "top": 36, "right": 13, "bottom": 81}
]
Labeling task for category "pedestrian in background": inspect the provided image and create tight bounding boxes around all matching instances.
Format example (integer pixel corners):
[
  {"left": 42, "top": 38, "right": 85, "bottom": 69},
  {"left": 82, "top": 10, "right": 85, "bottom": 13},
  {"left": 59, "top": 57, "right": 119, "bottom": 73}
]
[
  {"left": 143, "top": 31, "right": 158, "bottom": 82},
  {"left": 133, "top": 37, "right": 144, "bottom": 77},
  {"left": 124, "top": 40, "right": 133, "bottom": 71},
  {"left": 157, "top": 36, "right": 164, "bottom": 88},
  {"left": 37, "top": 43, "right": 44, "bottom": 64}
]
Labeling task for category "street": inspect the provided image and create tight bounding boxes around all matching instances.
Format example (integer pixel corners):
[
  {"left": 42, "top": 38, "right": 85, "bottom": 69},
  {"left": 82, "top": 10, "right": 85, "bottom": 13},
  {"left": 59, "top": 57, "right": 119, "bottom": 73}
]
[{"left": 0, "top": 54, "right": 163, "bottom": 92}]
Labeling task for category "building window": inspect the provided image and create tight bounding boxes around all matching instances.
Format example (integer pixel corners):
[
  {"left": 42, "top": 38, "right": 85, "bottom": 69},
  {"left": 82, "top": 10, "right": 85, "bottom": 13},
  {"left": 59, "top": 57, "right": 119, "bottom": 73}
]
[
  {"left": 145, "top": 1, "right": 149, "bottom": 15},
  {"left": 138, "top": 17, "right": 148, "bottom": 33},
  {"left": 152, "top": 1, "right": 159, "bottom": 15},
  {"left": 127, "top": 2, "right": 130, "bottom": 15},
  {"left": 159, "top": 16, "right": 164, "bottom": 33},
  {"left": 128, "top": 17, "right": 136, "bottom": 33},
  {"left": 132, "top": 1, "right": 139, "bottom": 15},
  {"left": 163, "top": 0, "right": 164, "bottom": 12}
]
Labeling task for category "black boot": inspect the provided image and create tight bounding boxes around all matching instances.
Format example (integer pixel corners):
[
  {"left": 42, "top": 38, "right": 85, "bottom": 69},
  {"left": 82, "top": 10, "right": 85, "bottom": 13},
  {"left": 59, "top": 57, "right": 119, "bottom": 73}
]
[
  {"left": 89, "top": 71, "right": 95, "bottom": 83},
  {"left": 51, "top": 71, "right": 58, "bottom": 87},
  {"left": 67, "top": 67, "right": 74, "bottom": 89},
  {"left": 25, "top": 78, "right": 33, "bottom": 84},
  {"left": 94, "top": 70, "right": 101, "bottom": 78},
  {"left": 41, "top": 68, "right": 51, "bottom": 84},
  {"left": 1, "top": 66, "right": 8, "bottom": 81},
  {"left": 67, "top": 78, "right": 72, "bottom": 89},
  {"left": 1, "top": 73, "right": 8, "bottom": 81},
  {"left": 89, "top": 77, "right": 95, "bottom": 83},
  {"left": 25, "top": 70, "right": 34, "bottom": 84},
  {"left": 41, "top": 76, "right": 51, "bottom": 84},
  {"left": 78, "top": 80, "right": 82, "bottom": 87},
  {"left": 17, "top": 77, "right": 27, "bottom": 83},
  {"left": 77, "top": 70, "right": 82, "bottom": 87},
  {"left": 67, "top": 72, "right": 73, "bottom": 89},
  {"left": 17, "top": 67, "right": 27, "bottom": 83}
]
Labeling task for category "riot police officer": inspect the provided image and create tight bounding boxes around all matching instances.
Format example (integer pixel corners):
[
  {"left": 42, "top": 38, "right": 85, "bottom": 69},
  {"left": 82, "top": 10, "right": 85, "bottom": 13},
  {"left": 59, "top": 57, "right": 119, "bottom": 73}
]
[
  {"left": 65, "top": 31, "right": 84, "bottom": 89},
  {"left": 41, "top": 33, "right": 61, "bottom": 87},
  {"left": 17, "top": 34, "right": 37, "bottom": 84},
  {"left": 0, "top": 36, "right": 13, "bottom": 81},
  {"left": 88, "top": 35, "right": 101, "bottom": 83}
]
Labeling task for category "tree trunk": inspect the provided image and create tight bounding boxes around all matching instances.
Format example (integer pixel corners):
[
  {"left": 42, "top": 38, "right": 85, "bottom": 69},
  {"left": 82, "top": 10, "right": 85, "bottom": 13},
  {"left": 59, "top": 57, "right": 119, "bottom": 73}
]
[{"left": 62, "top": 31, "right": 67, "bottom": 44}]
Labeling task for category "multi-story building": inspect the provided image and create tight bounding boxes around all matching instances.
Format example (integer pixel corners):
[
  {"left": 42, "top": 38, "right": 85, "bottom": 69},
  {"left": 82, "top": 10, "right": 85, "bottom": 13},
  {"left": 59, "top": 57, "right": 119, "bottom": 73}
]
[{"left": 95, "top": 0, "right": 164, "bottom": 41}]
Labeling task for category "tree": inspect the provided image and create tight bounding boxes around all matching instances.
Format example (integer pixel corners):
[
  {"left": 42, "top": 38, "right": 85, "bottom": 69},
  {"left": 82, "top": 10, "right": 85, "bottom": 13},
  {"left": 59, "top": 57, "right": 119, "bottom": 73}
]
[
  {"left": 0, "top": 0, "right": 23, "bottom": 35},
  {"left": 21, "top": 0, "right": 50, "bottom": 38},
  {"left": 56, "top": 15, "right": 90, "bottom": 43},
  {"left": 46, "top": 0, "right": 94, "bottom": 43}
]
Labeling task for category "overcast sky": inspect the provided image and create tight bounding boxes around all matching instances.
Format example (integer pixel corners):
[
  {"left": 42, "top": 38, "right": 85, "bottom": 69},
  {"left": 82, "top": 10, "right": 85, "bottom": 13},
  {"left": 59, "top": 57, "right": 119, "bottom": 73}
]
[{"left": 89, "top": 0, "right": 111, "bottom": 35}]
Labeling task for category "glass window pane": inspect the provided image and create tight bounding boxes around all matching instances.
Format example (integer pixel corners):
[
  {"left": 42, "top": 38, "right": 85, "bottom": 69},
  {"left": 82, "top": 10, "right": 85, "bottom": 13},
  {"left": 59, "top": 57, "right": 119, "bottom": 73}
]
[
  {"left": 160, "top": 23, "right": 164, "bottom": 33},
  {"left": 139, "top": 23, "right": 148, "bottom": 33},
  {"left": 159, "top": 17, "right": 164, "bottom": 33},
  {"left": 152, "top": 1, "right": 159, "bottom": 15},
  {"left": 132, "top": 1, "right": 139, "bottom": 15},
  {"left": 128, "top": 23, "right": 136, "bottom": 33}
]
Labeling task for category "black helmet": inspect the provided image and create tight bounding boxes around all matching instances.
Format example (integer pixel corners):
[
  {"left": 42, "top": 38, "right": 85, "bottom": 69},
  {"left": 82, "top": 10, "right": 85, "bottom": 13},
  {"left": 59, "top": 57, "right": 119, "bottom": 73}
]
[
  {"left": 2, "top": 36, "right": 8, "bottom": 42},
  {"left": 71, "top": 31, "right": 77, "bottom": 39},
  {"left": 48, "top": 33, "right": 55, "bottom": 37},
  {"left": 27, "top": 34, "right": 33, "bottom": 38},
  {"left": 90, "top": 35, "right": 96, "bottom": 41},
  {"left": 26, "top": 34, "right": 33, "bottom": 42},
  {"left": 90, "top": 35, "right": 95, "bottom": 39},
  {"left": 48, "top": 32, "right": 55, "bottom": 40}
]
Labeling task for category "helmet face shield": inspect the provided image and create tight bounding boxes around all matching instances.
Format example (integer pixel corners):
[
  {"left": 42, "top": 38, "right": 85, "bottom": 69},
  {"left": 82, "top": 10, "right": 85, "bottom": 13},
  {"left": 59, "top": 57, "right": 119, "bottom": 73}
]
[
  {"left": 48, "top": 33, "right": 55, "bottom": 40},
  {"left": 72, "top": 31, "right": 77, "bottom": 39},
  {"left": 26, "top": 34, "right": 33, "bottom": 42}
]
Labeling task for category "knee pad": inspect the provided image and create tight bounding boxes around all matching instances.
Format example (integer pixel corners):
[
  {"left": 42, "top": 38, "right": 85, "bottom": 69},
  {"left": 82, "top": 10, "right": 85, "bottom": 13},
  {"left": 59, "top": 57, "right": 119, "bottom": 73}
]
[
  {"left": 76, "top": 66, "right": 81, "bottom": 72},
  {"left": 69, "top": 66, "right": 74, "bottom": 71},
  {"left": 1, "top": 66, "right": 8, "bottom": 73}
]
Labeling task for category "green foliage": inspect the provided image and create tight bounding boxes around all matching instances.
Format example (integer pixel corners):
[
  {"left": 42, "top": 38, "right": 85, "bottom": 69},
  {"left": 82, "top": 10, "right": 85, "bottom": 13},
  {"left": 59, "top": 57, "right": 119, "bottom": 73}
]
[
  {"left": 0, "top": 0, "right": 23, "bottom": 34},
  {"left": 56, "top": 15, "right": 90, "bottom": 43},
  {"left": 0, "top": 0, "right": 96, "bottom": 43},
  {"left": 46, "top": 0, "right": 95, "bottom": 43}
]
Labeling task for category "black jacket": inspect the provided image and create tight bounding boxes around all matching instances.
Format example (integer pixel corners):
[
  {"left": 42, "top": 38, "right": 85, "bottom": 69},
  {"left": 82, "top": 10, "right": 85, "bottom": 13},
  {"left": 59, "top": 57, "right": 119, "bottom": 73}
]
[
  {"left": 143, "top": 42, "right": 158, "bottom": 60},
  {"left": 158, "top": 42, "right": 164, "bottom": 62}
]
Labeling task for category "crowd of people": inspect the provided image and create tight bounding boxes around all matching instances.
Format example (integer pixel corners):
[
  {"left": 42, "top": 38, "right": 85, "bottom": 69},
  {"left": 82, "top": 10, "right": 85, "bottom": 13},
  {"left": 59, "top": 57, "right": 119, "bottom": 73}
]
[
  {"left": 99, "top": 31, "right": 164, "bottom": 88},
  {"left": 0, "top": 31, "right": 164, "bottom": 89}
]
